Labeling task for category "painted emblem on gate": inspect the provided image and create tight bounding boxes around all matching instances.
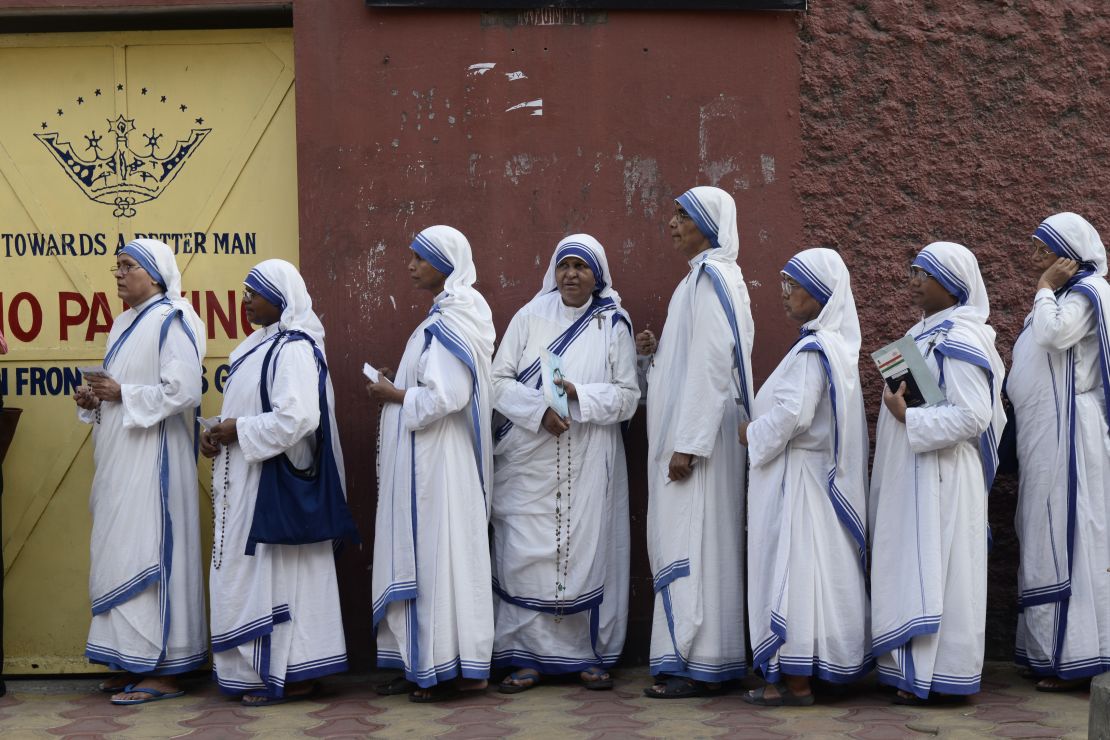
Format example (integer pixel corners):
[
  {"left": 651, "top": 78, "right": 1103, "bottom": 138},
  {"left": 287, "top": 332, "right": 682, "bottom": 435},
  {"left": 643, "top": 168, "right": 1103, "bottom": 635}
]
[{"left": 35, "top": 85, "right": 209, "bottom": 217}]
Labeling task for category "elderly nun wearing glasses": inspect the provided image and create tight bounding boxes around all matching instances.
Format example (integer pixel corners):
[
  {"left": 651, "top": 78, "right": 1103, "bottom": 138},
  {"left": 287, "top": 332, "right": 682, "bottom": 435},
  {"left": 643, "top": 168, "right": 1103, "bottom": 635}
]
[
  {"left": 869, "top": 242, "right": 1006, "bottom": 706},
  {"left": 1011, "top": 213, "right": 1110, "bottom": 692},
  {"left": 489, "top": 234, "right": 639, "bottom": 693},
  {"left": 739, "top": 248, "right": 871, "bottom": 706},
  {"left": 74, "top": 238, "right": 207, "bottom": 705},
  {"left": 367, "top": 225, "right": 496, "bottom": 702}
]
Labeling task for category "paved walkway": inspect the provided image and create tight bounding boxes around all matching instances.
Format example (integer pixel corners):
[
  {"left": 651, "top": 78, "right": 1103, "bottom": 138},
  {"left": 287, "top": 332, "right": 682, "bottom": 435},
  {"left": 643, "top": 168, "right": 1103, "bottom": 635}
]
[{"left": 0, "top": 663, "right": 1092, "bottom": 738}]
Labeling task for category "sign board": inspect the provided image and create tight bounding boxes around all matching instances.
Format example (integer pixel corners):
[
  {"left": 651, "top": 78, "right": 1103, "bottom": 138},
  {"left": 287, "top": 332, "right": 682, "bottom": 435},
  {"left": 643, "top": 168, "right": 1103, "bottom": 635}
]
[{"left": 0, "top": 27, "right": 298, "bottom": 673}]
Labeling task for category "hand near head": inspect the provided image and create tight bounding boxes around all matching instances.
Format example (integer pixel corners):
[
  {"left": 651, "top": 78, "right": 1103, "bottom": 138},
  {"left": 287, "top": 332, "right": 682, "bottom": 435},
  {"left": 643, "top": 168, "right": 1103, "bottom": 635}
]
[
  {"left": 635, "top": 328, "right": 657, "bottom": 356},
  {"left": 1037, "top": 258, "right": 1079, "bottom": 292},
  {"left": 882, "top": 381, "right": 908, "bottom": 423},
  {"left": 541, "top": 408, "right": 570, "bottom": 436}
]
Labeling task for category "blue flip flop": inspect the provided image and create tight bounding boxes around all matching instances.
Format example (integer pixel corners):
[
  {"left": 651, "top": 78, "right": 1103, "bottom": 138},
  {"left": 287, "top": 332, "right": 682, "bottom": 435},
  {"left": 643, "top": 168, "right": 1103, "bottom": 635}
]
[{"left": 110, "top": 683, "right": 185, "bottom": 705}]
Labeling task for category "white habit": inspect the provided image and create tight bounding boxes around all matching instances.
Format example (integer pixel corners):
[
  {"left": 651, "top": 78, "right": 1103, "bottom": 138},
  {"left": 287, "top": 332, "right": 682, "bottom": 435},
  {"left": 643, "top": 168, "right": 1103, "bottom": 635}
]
[
  {"left": 1012, "top": 213, "right": 1110, "bottom": 680},
  {"left": 210, "top": 261, "right": 348, "bottom": 698},
  {"left": 490, "top": 235, "right": 638, "bottom": 674},
  {"left": 646, "top": 186, "right": 754, "bottom": 682},
  {"left": 82, "top": 241, "right": 207, "bottom": 678},
  {"left": 372, "top": 225, "right": 495, "bottom": 688}
]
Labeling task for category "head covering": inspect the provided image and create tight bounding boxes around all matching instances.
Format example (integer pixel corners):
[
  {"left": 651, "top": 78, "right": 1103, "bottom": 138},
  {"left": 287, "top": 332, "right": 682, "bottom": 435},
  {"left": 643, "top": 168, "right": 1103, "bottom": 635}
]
[
  {"left": 538, "top": 234, "right": 611, "bottom": 297},
  {"left": 535, "top": 234, "right": 628, "bottom": 323},
  {"left": 675, "top": 185, "right": 740, "bottom": 264},
  {"left": 118, "top": 238, "right": 206, "bottom": 357},
  {"left": 913, "top": 241, "right": 1007, "bottom": 489},
  {"left": 244, "top": 259, "right": 326, "bottom": 345},
  {"left": 410, "top": 225, "right": 495, "bottom": 499},
  {"left": 783, "top": 248, "right": 868, "bottom": 564},
  {"left": 672, "top": 186, "right": 755, "bottom": 416},
  {"left": 1033, "top": 211, "right": 1106, "bottom": 280}
]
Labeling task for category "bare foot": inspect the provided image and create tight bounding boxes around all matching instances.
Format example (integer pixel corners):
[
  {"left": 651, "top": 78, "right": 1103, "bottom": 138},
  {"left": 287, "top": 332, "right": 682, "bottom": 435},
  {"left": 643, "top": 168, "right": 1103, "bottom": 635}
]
[
  {"left": 761, "top": 676, "right": 812, "bottom": 701},
  {"left": 1036, "top": 677, "right": 1090, "bottom": 692},
  {"left": 456, "top": 678, "right": 488, "bottom": 692},
  {"left": 110, "top": 676, "right": 182, "bottom": 703}
]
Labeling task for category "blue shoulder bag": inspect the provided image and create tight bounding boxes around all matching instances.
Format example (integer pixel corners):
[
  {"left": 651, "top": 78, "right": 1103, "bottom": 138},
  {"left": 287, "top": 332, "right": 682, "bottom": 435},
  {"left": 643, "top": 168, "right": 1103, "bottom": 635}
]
[{"left": 245, "top": 330, "right": 360, "bottom": 555}]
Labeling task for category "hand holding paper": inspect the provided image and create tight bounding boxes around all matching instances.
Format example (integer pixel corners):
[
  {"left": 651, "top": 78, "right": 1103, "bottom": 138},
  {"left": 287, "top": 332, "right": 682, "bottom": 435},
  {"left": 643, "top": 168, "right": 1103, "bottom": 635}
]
[{"left": 362, "top": 362, "right": 380, "bottom": 383}]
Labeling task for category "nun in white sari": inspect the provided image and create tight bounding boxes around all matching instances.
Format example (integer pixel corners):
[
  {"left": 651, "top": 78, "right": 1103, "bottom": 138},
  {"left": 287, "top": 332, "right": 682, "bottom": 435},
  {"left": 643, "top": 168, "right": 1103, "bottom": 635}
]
[
  {"left": 1012, "top": 213, "right": 1110, "bottom": 690},
  {"left": 75, "top": 238, "right": 207, "bottom": 704},
  {"left": 202, "top": 259, "right": 350, "bottom": 705},
  {"left": 490, "top": 234, "right": 638, "bottom": 693},
  {"left": 369, "top": 225, "right": 495, "bottom": 701},
  {"left": 741, "top": 248, "right": 871, "bottom": 706},
  {"left": 870, "top": 242, "right": 1006, "bottom": 704},
  {"left": 642, "top": 186, "right": 755, "bottom": 698}
]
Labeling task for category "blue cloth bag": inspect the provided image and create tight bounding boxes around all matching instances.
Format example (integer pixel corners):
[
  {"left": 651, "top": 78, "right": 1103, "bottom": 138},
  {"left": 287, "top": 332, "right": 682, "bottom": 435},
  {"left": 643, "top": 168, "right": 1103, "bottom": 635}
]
[{"left": 245, "top": 330, "right": 360, "bottom": 555}]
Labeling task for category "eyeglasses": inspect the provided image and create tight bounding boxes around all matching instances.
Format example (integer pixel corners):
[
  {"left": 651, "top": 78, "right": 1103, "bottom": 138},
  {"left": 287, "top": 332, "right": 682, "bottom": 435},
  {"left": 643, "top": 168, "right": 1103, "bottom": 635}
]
[
  {"left": 1032, "top": 239, "right": 1055, "bottom": 258},
  {"left": 674, "top": 209, "right": 693, "bottom": 222},
  {"left": 908, "top": 266, "right": 936, "bottom": 282},
  {"left": 242, "top": 287, "right": 257, "bottom": 301},
  {"left": 109, "top": 263, "right": 144, "bottom": 275},
  {"left": 781, "top": 278, "right": 799, "bottom": 297}
]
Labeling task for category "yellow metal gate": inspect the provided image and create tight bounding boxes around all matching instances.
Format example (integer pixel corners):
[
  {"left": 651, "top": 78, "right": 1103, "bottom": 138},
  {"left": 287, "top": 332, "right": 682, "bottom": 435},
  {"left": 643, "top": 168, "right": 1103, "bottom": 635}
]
[{"left": 0, "top": 28, "right": 298, "bottom": 673}]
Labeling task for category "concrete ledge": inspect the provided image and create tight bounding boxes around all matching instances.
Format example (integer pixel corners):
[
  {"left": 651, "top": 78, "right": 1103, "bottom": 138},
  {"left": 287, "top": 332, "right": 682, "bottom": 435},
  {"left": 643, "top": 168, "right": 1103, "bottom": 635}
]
[{"left": 1091, "top": 671, "right": 1110, "bottom": 740}]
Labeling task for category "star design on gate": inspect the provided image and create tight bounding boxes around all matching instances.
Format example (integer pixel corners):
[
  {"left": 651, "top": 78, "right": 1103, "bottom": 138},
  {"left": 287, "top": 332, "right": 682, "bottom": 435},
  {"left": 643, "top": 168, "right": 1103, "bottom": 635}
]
[{"left": 35, "top": 84, "right": 210, "bottom": 217}]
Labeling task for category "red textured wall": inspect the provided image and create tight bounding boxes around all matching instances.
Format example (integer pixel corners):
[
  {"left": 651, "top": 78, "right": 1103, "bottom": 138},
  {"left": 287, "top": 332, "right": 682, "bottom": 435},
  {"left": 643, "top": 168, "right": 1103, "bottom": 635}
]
[
  {"left": 292, "top": 4, "right": 804, "bottom": 668},
  {"left": 796, "top": 0, "right": 1110, "bottom": 657}
]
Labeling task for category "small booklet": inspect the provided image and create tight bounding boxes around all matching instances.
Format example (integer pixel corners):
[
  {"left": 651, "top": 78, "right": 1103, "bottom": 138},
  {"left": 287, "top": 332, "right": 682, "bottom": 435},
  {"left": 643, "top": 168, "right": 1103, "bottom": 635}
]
[
  {"left": 871, "top": 335, "right": 945, "bottom": 408},
  {"left": 77, "top": 366, "right": 112, "bottom": 380},
  {"left": 362, "top": 362, "right": 380, "bottom": 384},
  {"left": 540, "top": 349, "right": 570, "bottom": 419}
]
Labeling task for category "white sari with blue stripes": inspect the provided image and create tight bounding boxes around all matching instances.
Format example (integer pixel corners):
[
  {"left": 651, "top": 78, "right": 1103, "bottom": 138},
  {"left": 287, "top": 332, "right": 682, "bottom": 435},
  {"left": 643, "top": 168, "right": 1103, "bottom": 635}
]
[
  {"left": 373, "top": 300, "right": 494, "bottom": 688},
  {"left": 645, "top": 251, "right": 754, "bottom": 682},
  {"left": 81, "top": 293, "right": 207, "bottom": 677},
  {"left": 869, "top": 305, "right": 1000, "bottom": 698},
  {"left": 746, "top": 337, "right": 871, "bottom": 686},
  {"left": 489, "top": 291, "right": 638, "bottom": 674},
  {"left": 209, "top": 323, "right": 348, "bottom": 697},
  {"left": 1012, "top": 279, "right": 1110, "bottom": 680}
]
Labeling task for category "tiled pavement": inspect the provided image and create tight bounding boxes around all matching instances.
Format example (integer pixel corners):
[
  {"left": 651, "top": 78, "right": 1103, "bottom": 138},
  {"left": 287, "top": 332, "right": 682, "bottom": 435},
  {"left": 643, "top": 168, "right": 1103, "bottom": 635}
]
[{"left": 0, "top": 663, "right": 1092, "bottom": 738}]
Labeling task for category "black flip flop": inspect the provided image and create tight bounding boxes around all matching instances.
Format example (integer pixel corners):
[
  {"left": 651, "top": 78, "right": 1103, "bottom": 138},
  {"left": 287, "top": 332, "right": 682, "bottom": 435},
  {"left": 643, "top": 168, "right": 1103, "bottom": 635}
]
[
  {"left": 741, "top": 682, "right": 815, "bottom": 707},
  {"left": 375, "top": 676, "right": 418, "bottom": 696},
  {"left": 642, "top": 676, "right": 711, "bottom": 699},
  {"left": 893, "top": 690, "right": 966, "bottom": 706},
  {"left": 498, "top": 669, "right": 541, "bottom": 694},
  {"left": 580, "top": 666, "right": 613, "bottom": 691}
]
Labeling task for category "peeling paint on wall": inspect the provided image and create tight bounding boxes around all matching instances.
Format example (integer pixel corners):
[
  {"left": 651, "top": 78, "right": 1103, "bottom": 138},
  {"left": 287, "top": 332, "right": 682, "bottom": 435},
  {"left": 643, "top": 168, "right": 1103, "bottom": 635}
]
[
  {"left": 505, "top": 98, "right": 543, "bottom": 115},
  {"left": 467, "top": 62, "right": 496, "bottom": 76},
  {"left": 761, "top": 154, "right": 776, "bottom": 184},
  {"left": 623, "top": 156, "right": 661, "bottom": 219}
]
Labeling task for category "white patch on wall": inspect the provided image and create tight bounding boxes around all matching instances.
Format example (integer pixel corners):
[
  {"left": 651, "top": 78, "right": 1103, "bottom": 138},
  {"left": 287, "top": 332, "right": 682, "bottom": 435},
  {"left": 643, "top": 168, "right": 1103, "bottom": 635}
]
[
  {"left": 759, "top": 229, "right": 770, "bottom": 243},
  {"left": 623, "top": 156, "right": 661, "bottom": 218},
  {"left": 761, "top": 154, "right": 776, "bottom": 184},
  {"left": 505, "top": 71, "right": 527, "bottom": 81},
  {"left": 389, "top": 295, "right": 396, "bottom": 310},
  {"left": 504, "top": 154, "right": 535, "bottom": 185},
  {"left": 505, "top": 99, "right": 543, "bottom": 116},
  {"left": 467, "top": 62, "right": 496, "bottom": 76},
  {"left": 749, "top": 280, "right": 762, "bottom": 289},
  {"left": 698, "top": 96, "right": 740, "bottom": 185}
]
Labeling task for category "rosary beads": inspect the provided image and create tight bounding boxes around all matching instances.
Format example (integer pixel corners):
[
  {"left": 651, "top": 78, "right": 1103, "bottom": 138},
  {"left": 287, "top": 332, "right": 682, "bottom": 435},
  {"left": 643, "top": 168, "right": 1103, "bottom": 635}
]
[
  {"left": 553, "top": 426, "right": 572, "bottom": 622},
  {"left": 211, "top": 445, "right": 230, "bottom": 570}
]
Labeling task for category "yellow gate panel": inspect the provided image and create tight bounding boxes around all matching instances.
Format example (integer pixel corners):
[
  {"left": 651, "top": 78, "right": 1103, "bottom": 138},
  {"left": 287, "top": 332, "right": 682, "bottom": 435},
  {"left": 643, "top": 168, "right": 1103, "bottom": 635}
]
[{"left": 0, "top": 28, "right": 298, "bottom": 674}]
